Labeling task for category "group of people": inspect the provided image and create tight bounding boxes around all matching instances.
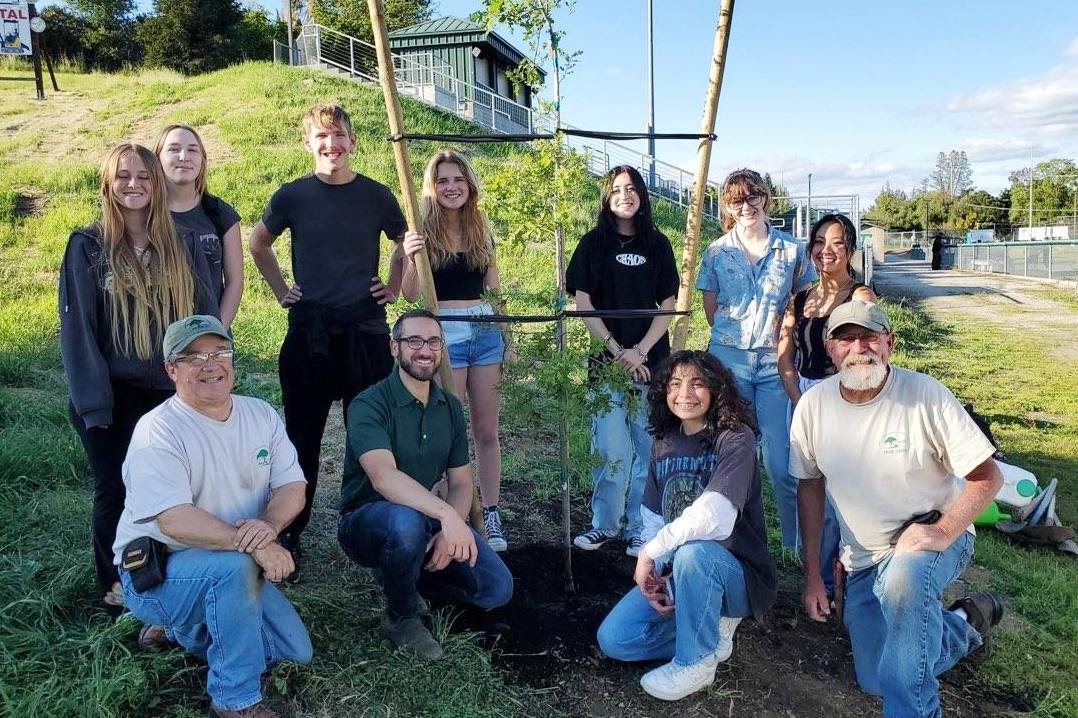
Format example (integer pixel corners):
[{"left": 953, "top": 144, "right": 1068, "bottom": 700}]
[{"left": 58, "top": 101, "right": 1005, "bottom": 718}]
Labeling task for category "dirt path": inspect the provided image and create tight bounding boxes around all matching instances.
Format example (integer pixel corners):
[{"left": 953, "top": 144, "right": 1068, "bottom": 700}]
[{"left": 872, "top": 257, "right": 1078, "bottom": 360}]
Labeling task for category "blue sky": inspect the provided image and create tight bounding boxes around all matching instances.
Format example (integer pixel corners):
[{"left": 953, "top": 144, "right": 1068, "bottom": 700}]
[{"left": 422, "top": 0, "right": 1078, "bottom": 205}]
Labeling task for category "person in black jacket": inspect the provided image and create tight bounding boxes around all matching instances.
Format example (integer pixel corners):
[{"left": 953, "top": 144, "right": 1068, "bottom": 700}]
[{"left": 59, "top": 142, "right": 218, "bottom": 608}]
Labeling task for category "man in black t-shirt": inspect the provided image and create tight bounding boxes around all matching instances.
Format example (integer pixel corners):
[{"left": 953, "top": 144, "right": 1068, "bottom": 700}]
[{"left": 250, "top": 103, "right": 407, "bottom": 568}]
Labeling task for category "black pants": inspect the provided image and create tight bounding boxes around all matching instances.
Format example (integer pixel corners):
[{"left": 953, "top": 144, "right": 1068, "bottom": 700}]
[
  {"left": 69, "top": 382, "right": 174, "bottom": 593},
  {"left": 278, "top": 324, "right": 393, "bottom": 545}
]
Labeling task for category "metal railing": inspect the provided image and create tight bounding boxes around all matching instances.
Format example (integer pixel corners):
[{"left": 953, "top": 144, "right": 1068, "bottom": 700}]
[
  {"left": 950, "top": 241, "right": 1078, "bottom": 283},
  {"left": 279, "top": 24, "right": 859, "bottom": 226}
]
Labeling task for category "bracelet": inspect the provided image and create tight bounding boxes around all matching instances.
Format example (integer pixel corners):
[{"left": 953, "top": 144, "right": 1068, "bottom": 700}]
[
  {"left": 602, "top": 333, "right": 614, "bottom": 344},
  {"left": 634, "top": 345, "right": 647, "bottom": 362}
]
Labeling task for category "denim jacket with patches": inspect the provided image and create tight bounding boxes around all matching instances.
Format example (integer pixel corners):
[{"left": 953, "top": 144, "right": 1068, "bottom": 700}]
[{"left": 695, "top": 225, "right": 815, "bottom": 351}]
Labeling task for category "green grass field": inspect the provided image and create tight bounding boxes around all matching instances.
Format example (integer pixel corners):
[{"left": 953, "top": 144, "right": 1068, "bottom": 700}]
[{"left": 0, "top": 63, "right": 1075, "bottom": 717}]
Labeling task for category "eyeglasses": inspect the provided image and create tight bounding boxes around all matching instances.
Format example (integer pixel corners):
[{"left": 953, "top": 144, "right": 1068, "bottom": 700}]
[
  {"left": 397, "top": 335, "right": 443, "bottom": 351},
  {"left": 172, "top": 349, "right": 235, "bottom": 366},
  {"left": 830, "top": 332, "right": 885, "bottom": 347},
  {"left": 728, "top": 193, "right": 765, "bottom": 210}
]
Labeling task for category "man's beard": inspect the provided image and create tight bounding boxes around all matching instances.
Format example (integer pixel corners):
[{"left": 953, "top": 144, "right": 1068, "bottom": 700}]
[
  {"left": 400, "top": 353, "right": 438, "bottom": 381},
  {"left": 838, "top": 352, "right": 888, "bottom": 391}
]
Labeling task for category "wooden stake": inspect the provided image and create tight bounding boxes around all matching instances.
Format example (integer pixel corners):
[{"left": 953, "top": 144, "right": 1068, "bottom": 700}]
[
  {"left": 671, "top": 0, "right": 736, "bottom": 350},
  {"left": 366, "top": 0, "right": 484, "bottom": 531}
]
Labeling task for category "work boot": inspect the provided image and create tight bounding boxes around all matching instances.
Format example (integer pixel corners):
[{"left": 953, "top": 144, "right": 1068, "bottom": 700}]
[
  {"left": 950, "top": 591, "right": 1004, "bottom": 664},
  {"left": 382, "top": 615, "right": 443, "bottom": 661}
]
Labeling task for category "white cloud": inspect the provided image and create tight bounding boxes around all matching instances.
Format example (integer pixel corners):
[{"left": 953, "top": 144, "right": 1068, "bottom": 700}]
[
  {"left": 1065, "top": 36, "right": 1078, "bottom": 58},
  {"left": 945, "top": 62, "right": 1078, "bottom": 134},
  {"left": 960, "top": 138, "right": 1056, "bottom": 163}
]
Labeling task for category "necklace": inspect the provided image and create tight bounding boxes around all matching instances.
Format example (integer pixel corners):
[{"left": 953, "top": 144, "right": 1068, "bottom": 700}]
[{"left": 616, "top": 233, "right": 636, "bottom": 247}]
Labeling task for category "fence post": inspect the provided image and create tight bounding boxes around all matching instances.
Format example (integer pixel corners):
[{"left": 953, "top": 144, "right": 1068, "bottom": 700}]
[
  {"left": 1024, "top": 245, "right": 1029, "bottom": 276},
  {"left": 1048, "top": 244, "right": 1053, "bottom": 279},
  {"left": 349, "top": 37, "right": 355, "bottom": 75},
  {"left": 1003, "top": 242, "right": 1008, "bottom": 274}
]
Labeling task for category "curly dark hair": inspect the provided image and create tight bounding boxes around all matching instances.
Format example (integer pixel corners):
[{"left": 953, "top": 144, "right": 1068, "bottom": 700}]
[{"left": 647, "top": 350, "right": 754, "bottom": 438}]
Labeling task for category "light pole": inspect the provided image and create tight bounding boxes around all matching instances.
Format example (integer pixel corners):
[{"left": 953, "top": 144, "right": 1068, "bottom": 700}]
[
  {"left": 806, "top": 172, "right": 813, "bottom": 237},
  {"left": 646, "top": 0, "right": 656, "bottom": 188}
]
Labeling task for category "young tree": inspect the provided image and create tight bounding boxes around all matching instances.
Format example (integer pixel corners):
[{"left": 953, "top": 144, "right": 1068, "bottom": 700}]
[
  {"left": 763, "top": 172, "right": 791, "bottom": 214},
  {"left": 233, "top": 6, "right": 285, "bottom": 60},
  {"left": 139, "top": 0, "right": 244, "bottom": 75}
]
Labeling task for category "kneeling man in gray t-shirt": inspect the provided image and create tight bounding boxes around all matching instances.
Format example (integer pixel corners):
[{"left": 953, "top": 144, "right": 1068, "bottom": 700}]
[
  {"left": 789, "top": 300, "right": 1004, "bottom": 718},
  {"left": 113, "top": 315, "right": 311, "bottom": 718}
]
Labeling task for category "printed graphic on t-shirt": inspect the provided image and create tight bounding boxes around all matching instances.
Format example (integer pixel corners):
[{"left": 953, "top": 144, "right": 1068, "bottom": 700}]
[
  {"left": 654, "top": 452, "right": 718, "bottom": 522},
  {"left": 882, "top": 432, "right": 909, "bottom": 454},
  {"left": 615, "top": 253, "right": 646, "bottom": 267}
]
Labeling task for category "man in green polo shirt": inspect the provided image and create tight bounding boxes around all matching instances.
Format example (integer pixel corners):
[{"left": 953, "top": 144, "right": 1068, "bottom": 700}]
[{"left": 338, "top": 309, "right": 513, "bottom": 660}]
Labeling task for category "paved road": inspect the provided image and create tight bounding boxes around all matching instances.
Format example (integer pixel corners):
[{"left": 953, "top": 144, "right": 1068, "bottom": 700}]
[{"left": 872, "top": 257, "right": 1066, "bottom": 301}]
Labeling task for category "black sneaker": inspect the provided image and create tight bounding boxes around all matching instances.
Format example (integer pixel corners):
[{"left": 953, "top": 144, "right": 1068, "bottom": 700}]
[
  {"left": 573, "top": 528, "right": 618, "bottom": 551},
  {"left": 483, "top": 506, "right": 508, "bottom": 552}
]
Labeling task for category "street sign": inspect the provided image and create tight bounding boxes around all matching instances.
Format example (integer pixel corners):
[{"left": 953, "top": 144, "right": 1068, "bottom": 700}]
[{"left": 0, "top": 0, "right": 31, "bottom": 56}]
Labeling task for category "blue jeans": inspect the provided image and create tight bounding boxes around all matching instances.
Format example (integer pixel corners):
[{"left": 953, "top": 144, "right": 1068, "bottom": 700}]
[
  {"left": 120, "top": 549, "right": 312, "bottom": 712},
  {"left": 589, "top": 384, "right": 652, "bottom": 538},
  {"left": 708, "top": 344, "right": 796, "bottom": 548},
  {"left": 337, "top": 501, "right": 514, "bottom": 621},
  {"left": 597, "top": 541, "right": 752, "bottom": 665},
  {"left": 844, "top": 532, "right": 981, "bottom": 718}
]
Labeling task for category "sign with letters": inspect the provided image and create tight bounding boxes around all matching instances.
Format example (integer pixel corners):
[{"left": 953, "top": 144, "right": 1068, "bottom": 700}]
[{"left": 0, "top": 1, "right": 31, "bottom": 56}]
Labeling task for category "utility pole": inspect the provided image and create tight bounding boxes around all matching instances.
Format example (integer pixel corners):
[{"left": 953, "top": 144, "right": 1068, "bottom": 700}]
[
  {"left": 285, "top": 0, "right": 294, "bottom": 65},
  {"left": 806, "top": 172, "right": 812, "bottom": 237},
  {"left": 1028, "top": 147, "right": 1034, "bottom": 231},
  {"left": 646, "top": 0, "right": 656, "bottom": 188}
]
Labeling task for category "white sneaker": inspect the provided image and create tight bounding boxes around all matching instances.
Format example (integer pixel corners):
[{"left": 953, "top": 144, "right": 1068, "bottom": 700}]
[
  {"left": 640, "top": 654, "right": 719, "bottom": 701},
  {"left": 715, "top": 616, "right": 743, "bottom": 662}
]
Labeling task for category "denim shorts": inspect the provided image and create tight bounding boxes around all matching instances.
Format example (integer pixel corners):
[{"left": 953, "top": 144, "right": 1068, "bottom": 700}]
[{"left": 440, "top": 304, "right": 504, "bottom": 369}]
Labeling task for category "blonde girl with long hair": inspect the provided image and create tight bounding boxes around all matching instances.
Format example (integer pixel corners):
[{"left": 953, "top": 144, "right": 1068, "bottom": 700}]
[
  {"left": 398, "top": 150, "right": 515, "bottom": 552},
  {"left": 60, "top": 143, "right": 218, "bottom": 608},
  {"left": 154, "top": 124, "right": 244, "bottom": 328}
]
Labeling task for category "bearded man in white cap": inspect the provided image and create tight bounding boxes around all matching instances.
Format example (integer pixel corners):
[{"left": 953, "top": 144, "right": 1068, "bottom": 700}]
[{"left": 789, "top": 300, "right": 1005, "bottom": 718}]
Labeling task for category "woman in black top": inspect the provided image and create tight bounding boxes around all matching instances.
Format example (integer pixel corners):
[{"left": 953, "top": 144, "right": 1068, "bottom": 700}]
[
  {"left": 776, "top": 212, "right": 875, "bottom": 594},
  {"left": 566, "top": 165, "right": 679, "bottom": 558},
  {"left": 154, "top": 124, "right": 243, "bottom": 328},
  {"left": 777, "top": 213, "right": 876, "bottom": 404},
  {"left": 399, "top": 150, "right": 514, "bottom": 552}
]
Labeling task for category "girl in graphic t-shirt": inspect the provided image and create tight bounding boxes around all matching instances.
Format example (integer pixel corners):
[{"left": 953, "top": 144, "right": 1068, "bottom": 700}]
[
  {"left": 777, "top": 213, "right": 876, "bottom": 593},
  {"left": 597, "top": 350, "right": 776, "bottom": 701},
  {"left": 398, "top": 150, "right": 515, "bottom": 552},
  {"left": 565, "top": 165, "right": 679, "bottom": 558},
  {"left": 59, "top": 143, "right": 216, "bottom": 608},
  {"left": 155, "top": 124, "right": 244, "bottom": 328}
]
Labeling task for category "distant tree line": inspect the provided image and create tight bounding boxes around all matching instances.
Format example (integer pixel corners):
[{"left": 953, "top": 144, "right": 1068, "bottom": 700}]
[
  {"left": 865, "top": 149, "right": 1078, "bottom": 233},
  {"left": 35, "top": 0, "right": 431, "bottom": 76}
]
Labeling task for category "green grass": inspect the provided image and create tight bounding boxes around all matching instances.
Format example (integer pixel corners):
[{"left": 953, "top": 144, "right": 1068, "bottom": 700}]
[{"left": 1, "top": 62, "right": 1075, "bottom": 716}]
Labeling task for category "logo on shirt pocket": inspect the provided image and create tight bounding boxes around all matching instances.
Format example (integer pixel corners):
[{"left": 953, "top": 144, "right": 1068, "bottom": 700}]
[
  {"left": 254, "top": 447, "right": 271, "bottom": 466},
  {"left": 882, "top": 433, "right": 909, "bottom": 454}
]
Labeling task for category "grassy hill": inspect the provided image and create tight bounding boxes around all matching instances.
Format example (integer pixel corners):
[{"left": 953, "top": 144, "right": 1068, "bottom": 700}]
[{"left": 0, "top": 62, "right": 1075, "bottom": 717}]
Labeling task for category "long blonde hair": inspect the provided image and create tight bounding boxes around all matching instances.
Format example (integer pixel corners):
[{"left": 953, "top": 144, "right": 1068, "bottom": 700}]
[
  {"left": 98, "top": 143, "right": 195, "bottom": 360},
  {"left": 419, "top": 150, "right": 494, "bottom": 271},
  {"left": 153, "top": 124, "right": 208, "bottom": 196}
]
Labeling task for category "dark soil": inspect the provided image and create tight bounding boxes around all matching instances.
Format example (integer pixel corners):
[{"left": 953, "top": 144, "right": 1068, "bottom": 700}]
[{"left": 448, "top": 541, "right": 1036, "bottom": 718}]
